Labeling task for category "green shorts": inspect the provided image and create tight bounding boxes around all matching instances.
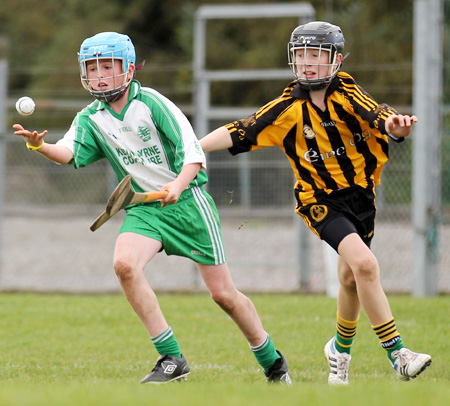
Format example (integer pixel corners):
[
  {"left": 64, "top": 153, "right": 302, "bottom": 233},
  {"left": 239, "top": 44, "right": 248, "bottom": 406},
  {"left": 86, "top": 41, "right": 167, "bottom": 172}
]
[{"left": 119, "top": 186, "right": 226, "bottom": 265}]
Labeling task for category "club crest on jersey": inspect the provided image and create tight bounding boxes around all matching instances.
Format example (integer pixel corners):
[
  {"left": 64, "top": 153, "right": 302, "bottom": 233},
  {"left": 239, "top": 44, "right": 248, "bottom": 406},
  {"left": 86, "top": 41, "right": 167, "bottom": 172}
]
[
  {"left": 138, "top": 126, "right": 152, "bottom": 142},
  {"left": 303, "top": 125, "right": 316, "bottom": 139},
  {"left": 310, "top": 204, "right": 328, "bottom": 222},
  {"left": 241, "top": 115, "right": 256, "bottom": 127}
]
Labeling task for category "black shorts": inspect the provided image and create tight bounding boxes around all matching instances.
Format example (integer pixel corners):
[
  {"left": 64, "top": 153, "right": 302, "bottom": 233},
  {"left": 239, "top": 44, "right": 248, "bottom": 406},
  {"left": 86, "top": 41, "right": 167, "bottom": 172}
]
[{"left": 296, "top": 185, "right": 376, "bottom": 252}]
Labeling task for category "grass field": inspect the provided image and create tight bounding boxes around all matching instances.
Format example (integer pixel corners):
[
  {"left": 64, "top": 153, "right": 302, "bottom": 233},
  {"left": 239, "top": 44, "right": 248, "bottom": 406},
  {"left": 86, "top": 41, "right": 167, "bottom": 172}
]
[{"left": 0, "top": 293, "right": 449, "bottom": 405}]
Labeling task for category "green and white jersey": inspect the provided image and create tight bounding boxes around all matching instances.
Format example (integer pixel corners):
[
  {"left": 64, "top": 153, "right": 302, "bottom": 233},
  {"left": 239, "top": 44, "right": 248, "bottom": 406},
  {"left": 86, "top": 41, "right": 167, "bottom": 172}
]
[{"left": 57, "top": 80, "right": 207, "bottom": 192}]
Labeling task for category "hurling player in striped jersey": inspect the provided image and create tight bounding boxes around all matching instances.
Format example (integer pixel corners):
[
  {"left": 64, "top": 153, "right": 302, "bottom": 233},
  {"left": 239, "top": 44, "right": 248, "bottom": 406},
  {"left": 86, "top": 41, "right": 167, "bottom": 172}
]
[
  {"left": 200, "top": 21, "right": 431, "bottom": 384},
  {"left": 13, "top": 32, "right": 291, "bottom": 385}
]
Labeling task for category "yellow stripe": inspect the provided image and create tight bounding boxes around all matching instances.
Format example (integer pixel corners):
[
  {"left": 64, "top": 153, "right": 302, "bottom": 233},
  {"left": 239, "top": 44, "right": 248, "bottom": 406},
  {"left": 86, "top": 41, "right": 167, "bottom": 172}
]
[
  {"left": 256, "top": 96, "right": 289, "bottom": 118},
  {"left": 337, "top": 313, "right": 358, "bottom": 339},
  {"left": 337, "top": 325, "right": 357, "bottom": 333},
  {"left": 336, "top": 341, "right": 353, "bottom": 349},
  {"left": 341, "top": 82, "right": 377, "bottom": 111},
  {"left": 372, "top": 318, "right": 394, "bottom": 331},
  {"left": 372, "top": 318, "right": 400, "bottom": 343},
  {"left": 337, "top": 313, "right": 360, "bottom": 328},
  {"left": 297, "top": 211, "right": 321, "bottom": 238},
  {"left": 337, "top": 331, "right": 356, "bottom": 339},
  {"left": 380, "top": 331, "right": 400, "bottom": 343}
]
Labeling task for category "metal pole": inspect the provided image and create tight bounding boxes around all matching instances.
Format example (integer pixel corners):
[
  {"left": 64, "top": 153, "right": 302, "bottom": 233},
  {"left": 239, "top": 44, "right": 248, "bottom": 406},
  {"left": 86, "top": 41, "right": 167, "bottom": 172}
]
[
  {"left": 0, "top": 59, "right": 7, "bottom": 284},
  {"left": 193, "top": 14, "right": 208, "bottom": 138},
  {"left": 296, "top": 13, "right": 314, "bottom": 291},
  {"left": 412, "top": 0, "right": 443, "bottom": 296}
]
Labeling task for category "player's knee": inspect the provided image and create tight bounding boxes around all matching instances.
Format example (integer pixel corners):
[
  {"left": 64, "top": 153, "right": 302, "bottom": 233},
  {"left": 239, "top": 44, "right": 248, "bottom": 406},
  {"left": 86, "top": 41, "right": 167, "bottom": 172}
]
[
  {"left": 210, "top": 288, "right": 236, "bottom": 313},
  {"left": 339, "top": 268, "right": 357, "bottom": 291},
  {"left": 353, "top": 256, "right": 379, "bottom": 282},
  {"left": 113, "top": 257, "right": 135, "bottom": 281}
]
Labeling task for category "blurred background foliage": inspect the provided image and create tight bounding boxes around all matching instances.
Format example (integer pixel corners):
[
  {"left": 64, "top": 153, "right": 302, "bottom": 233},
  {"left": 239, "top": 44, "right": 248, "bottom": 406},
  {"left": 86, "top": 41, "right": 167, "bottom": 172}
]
[
  {"left": 0, "top": 0, "right": 449, "bottom": 206},
  {"left": 1, "top": 0, "right": 448, "bottom": 130}
]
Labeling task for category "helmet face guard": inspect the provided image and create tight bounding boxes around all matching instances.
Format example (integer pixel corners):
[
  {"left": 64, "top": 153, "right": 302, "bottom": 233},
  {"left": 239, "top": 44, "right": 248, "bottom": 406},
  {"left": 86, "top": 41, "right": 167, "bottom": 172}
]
[
  {"left": 287, "top": 22, "right": 345, "bottom": 91},
  {"left": 78, "top": 32, "right": 136, "bottom": 102}
]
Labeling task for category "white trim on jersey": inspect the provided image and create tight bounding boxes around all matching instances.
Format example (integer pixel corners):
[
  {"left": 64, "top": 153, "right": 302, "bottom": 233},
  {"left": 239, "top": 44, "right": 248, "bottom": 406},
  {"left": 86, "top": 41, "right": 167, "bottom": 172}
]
[{"left": 191, "top": 186, "right": 226, "bottom": 265}]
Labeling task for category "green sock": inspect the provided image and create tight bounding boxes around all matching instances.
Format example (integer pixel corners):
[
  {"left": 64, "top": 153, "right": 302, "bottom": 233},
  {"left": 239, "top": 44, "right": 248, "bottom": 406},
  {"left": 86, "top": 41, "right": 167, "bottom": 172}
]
[
  {"left": 151, "top": 327, "right": 182, "bottom": 359},
  {"left": 335, "top": 335, "right": 354, "bottom": 354},
  {"left": 386, "top": 338, "right": 405, "bottom": 363},
  {"left": 250, "top": 332, "right": 280, "bottom": 372}
]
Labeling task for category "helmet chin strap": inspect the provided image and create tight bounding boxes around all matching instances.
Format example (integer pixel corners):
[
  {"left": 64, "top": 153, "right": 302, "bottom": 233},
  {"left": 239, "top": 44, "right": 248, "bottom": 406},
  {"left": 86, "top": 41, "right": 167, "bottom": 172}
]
[
  {"left": 107, "top": 87, "right": 129, "bottom": 102},
  {"left": 299, "top": 79, "right": 329, "bottom": 92}
]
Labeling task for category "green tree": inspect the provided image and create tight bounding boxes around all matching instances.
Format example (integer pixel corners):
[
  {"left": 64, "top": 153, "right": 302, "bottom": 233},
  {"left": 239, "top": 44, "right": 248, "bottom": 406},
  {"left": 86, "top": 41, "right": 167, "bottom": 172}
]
[{"left": 1, "top": 0, "right": 446, "bottom": 125}]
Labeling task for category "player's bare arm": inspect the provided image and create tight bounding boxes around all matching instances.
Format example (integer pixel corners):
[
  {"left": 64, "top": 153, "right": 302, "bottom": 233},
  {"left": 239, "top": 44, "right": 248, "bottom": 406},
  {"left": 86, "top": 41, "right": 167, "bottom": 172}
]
[
  {"left": 385, "top": 114, "right": 418, "bottom": 138},
  {"left": 160, "top": 162, "right": 202, "bottom": 207},
  {"left": 200, "top": 126, "right": 233, "bottom": 152},
  {"left": 13, "top": 124, "right": 74, "bottom": 164}
]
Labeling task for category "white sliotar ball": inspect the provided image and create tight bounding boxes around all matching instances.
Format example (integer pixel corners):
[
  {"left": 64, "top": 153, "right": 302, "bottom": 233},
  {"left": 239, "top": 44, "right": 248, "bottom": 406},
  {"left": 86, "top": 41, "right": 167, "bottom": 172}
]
[{"left": 16, "top": 96, "right": 36, "bottom": 116}]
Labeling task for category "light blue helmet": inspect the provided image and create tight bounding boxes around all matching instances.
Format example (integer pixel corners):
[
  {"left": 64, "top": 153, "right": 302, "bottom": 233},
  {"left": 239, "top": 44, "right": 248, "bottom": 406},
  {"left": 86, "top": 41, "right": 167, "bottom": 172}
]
[{"left": 78, "top": 32, "right": 136, "bottom": 102}]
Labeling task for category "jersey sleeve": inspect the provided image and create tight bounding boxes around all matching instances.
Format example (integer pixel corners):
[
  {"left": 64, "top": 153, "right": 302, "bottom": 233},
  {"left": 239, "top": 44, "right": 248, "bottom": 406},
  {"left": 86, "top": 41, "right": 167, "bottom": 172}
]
[
  {"left": 226, "top": 85, "right": 296, "bottom": 155},
  {"left": 339, "top": 73, "right": 402, "bottom": 142},
  {"left": 148, "top": 91, "right": 206, "bottom": 170},
  {"left": 225, "top": 113, "right": 261, "bottom": 155},
  {"left": 56, "top": 113, "right": 105, "bottom": 168}
]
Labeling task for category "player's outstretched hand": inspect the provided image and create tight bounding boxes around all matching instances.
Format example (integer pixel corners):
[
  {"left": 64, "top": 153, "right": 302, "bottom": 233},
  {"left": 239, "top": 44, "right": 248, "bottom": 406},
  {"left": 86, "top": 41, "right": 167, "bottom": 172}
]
[
  {"left": 13, "top": 124, "right": 48, "bottom": 148},
  {"left": 385, "top": 114, "right": 418, "bottom": 138}
]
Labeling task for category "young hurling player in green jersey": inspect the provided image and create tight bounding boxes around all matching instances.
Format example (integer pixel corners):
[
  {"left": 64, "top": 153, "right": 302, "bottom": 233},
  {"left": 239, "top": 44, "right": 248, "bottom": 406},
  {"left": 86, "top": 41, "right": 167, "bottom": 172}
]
[
  {"left": 200, "top": 21, "right": 431, "bottom": 385},
  {"left": 13, "top": 32, "right": 291, "bottom": 385}
]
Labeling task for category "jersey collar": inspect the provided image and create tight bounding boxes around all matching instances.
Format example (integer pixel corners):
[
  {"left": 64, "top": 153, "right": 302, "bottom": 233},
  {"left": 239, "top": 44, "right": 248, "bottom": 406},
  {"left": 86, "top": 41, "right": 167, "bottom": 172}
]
[
  {"left": 128, "top": 80, "right": 141, "bottom": 99},
  {"left": 290, "top": 76, "right": 340, "bottom": 100}
]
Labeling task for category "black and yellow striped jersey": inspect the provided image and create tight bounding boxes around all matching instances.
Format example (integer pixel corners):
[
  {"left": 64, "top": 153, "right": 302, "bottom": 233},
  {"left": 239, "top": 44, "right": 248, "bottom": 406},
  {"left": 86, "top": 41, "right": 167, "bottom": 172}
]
[{"left": 225, "top": 71, "right": 402, "bottom": 207}]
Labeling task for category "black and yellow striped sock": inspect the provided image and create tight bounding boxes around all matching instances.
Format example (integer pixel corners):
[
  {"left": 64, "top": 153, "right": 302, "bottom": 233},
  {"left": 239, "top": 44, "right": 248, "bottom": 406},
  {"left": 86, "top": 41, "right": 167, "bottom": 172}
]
[
  {"left": 372, "top": 317, "right": 405, "bottom": 363},
  {"left": 151, "top": 326, "right": 182, "bottom": 359},
  {"left": 334, "top": 312, "right": 359, "bottom": 354}
]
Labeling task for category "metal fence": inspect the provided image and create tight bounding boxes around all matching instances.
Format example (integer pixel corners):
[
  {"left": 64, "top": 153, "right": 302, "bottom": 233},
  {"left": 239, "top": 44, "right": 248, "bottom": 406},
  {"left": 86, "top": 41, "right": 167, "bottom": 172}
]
[
  {"left": 1, "top": 60, "right": 449, "bottom": 295},
  {"left": 1, "top": 123, "right": 449, "bottom": 295}
]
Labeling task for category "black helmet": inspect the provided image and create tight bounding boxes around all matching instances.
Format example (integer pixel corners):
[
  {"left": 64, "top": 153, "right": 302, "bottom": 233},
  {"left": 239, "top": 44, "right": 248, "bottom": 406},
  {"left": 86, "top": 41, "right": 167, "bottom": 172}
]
[{"left": 288, "top": 21, "right": 345, "bottom": 91}]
